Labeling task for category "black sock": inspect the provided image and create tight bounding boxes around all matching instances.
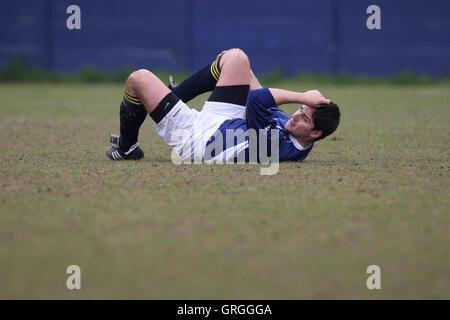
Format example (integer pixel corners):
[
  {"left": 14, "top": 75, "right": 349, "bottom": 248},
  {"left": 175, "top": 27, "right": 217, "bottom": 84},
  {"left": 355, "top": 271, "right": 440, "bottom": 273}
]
[
  {"left": 171, "top": 57, "right": 221, "bottom": 103},
  {"left": 119, "top": 89, "right": 147, "bottom": 151}
]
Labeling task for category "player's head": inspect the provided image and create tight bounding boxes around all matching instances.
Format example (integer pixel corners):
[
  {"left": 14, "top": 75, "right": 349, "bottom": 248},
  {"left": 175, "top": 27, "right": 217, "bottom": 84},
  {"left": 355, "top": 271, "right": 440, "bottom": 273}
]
[{"left": 285, "top": 102, "right": 340, "bottom": 142}]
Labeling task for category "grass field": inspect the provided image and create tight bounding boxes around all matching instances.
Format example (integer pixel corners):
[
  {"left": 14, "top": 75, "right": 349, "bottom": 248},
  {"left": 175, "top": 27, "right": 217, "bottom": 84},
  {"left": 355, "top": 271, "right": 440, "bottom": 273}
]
[{"left": 0, "top": 82, "right": 449, "bottom": 299}]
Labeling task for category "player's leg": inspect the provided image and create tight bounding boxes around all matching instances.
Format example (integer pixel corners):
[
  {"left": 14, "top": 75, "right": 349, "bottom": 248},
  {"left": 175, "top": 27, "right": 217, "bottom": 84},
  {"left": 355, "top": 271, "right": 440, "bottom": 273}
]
[
  {"left": 106, "top": 69, "right": 179, "bottom": 160},
  {"left": 170, "top": 57, "right": 222, "bottom": 103},
  {"left": 215, "top": 48, "right": 250, "bottom": 86},
  {"left": 207, "top": 48, "right": 250, "bottom": 107},
  {"left": 170, "top": 48, "right": 251, "bottom": 104},
  {"left": 129, "top": 69, "right": 203, "bottom": 161},
  {"left": 200, "top": 49, "right": 251, "bottom": 163},
  {"left": 125, "top": 69, "right": 172, "bottom": 115}
]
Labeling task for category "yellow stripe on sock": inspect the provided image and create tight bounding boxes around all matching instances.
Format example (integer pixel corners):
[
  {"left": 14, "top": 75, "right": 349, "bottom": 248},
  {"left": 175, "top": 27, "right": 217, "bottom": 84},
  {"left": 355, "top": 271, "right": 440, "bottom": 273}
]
[
  {"left": 213, "top": 60, "right": 221, "bottom": 80},
  {"left": 124, "top": 93, "right": 143, "bottom": 105},
  {"left": 210, "top": 63, "right": 218, "bottom": 81},
  {"left": 125, "top": 93, "right": 141, "bottom": 103},
  {"left": 124, "top": 95, "right": 143, "bottom": 105},
  {"left": 124, "top": 90, "right": 142, "bottom": 104},
  {"left": 211, "top": 59, "right": 220, "bottom": 80},
  {"left": 125, "top": 89, "right": 140, "bottom": 100}
]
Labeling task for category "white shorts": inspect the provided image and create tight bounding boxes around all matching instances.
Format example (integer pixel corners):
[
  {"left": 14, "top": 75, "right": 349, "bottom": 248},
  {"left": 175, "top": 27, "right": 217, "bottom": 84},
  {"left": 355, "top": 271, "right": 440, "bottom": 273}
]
[{"left": 153, "top": 100, "right": 246, "bottom": 162}]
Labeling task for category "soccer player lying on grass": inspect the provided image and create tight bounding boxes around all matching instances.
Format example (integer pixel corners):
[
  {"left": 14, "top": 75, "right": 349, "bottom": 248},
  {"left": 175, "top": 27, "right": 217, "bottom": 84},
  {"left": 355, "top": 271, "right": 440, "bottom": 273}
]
[{"left": 106, "top": 48, "right": 340, "bottom": 163}]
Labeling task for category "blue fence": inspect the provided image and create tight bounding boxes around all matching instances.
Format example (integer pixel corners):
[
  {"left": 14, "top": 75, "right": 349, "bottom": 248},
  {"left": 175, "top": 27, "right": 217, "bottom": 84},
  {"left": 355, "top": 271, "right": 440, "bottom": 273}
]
[{"left": 0, "top": 0, "right": 449, "bottom": 76}]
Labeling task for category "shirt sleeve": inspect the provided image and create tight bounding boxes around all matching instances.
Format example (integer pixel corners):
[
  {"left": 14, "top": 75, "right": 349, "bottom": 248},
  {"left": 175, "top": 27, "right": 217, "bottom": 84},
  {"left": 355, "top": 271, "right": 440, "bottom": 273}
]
[{"left": 246, "top": 87, "right": 280, "bottom": 130}]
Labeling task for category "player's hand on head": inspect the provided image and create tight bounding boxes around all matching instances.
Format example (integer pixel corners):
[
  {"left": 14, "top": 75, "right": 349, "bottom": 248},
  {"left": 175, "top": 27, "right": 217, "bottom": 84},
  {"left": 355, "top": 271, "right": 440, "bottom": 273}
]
[{"left": 303, "top": 90, "right": 331, "bottom": 107}]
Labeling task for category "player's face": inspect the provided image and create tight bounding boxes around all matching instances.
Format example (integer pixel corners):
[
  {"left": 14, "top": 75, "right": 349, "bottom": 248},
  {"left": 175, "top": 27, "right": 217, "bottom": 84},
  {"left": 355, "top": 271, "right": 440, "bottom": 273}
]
[{"left": 285, "top": 105, "right": 316, "bottom": 139}]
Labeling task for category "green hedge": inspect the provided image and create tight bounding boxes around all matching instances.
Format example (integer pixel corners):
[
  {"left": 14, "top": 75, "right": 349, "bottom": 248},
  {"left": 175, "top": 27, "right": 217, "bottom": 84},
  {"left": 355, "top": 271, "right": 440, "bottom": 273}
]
[{"left": 1, "top": 57, "right": 448, "bottom": 86}]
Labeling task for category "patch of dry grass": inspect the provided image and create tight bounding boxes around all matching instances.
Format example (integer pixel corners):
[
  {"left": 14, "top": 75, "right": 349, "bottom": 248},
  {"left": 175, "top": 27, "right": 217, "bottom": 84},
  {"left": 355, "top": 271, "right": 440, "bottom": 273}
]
[{"left": 0, "top": 83, "right": 448, "bottom": 299}]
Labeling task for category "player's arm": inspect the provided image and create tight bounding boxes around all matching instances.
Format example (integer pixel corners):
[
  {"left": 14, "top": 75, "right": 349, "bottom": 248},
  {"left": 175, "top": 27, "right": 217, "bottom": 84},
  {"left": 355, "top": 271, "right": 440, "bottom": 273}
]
[{"left": 268, "top": 88, "right": 330, "bottom": 107}]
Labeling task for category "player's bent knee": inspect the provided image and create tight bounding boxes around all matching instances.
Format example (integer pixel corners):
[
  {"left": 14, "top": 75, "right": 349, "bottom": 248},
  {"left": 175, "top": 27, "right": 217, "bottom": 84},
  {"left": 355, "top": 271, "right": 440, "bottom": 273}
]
[
  {"left": 217, "top": 49, "right": 251, "bottom": 86},
  {"left": 227, "top": 48, "right": 246, "bottom": 56},
  {"left": 128, "top": 69, "right": 151, "bottom": 83},
  {"left": 229, "top": 48, "right": 249, "bottom": 62},
  {"left": 127, "top": 69, "right": 155, "bottom": 92},
  {"left": 222, "top": 49, "right": 250, "bottom": 71}
]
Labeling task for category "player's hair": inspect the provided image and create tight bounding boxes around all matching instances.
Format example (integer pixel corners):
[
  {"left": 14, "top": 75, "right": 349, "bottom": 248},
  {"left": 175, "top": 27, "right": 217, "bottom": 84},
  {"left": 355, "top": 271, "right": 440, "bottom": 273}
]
[{"left": 312, "top": 102, "right": 341, "bottom": 141}]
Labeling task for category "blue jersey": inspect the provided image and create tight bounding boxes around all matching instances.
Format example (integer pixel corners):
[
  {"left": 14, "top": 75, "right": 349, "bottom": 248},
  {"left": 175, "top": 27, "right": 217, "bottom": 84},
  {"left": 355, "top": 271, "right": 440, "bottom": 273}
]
[{"left": 205, "top": 87, "right": 313, "bottom": 163}]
